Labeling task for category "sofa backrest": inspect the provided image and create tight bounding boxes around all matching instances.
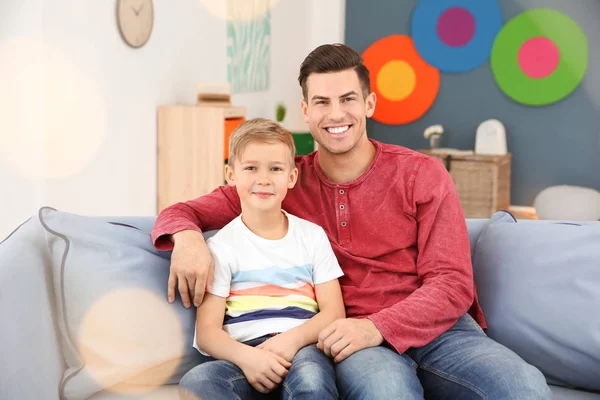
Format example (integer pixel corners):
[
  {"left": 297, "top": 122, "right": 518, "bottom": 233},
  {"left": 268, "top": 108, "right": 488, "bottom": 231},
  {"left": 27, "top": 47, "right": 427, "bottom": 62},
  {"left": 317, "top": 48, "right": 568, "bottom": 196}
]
[{"left": 99, "top": 216, "right": 494, "bottom": 254}]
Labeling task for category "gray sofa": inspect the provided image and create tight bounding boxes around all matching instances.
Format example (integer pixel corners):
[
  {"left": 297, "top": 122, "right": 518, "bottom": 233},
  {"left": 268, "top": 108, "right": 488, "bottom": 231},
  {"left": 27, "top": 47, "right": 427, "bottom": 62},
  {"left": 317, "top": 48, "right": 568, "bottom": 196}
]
[{"left": 1, "top": 207, "right": 599, "bottom": 400}]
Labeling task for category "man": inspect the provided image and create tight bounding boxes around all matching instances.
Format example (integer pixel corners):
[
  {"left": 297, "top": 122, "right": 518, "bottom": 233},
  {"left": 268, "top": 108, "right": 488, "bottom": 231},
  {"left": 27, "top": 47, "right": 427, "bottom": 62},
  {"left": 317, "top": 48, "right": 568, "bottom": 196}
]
[{"left": 152, "top": 44, "right": 551, "bottom": 399}]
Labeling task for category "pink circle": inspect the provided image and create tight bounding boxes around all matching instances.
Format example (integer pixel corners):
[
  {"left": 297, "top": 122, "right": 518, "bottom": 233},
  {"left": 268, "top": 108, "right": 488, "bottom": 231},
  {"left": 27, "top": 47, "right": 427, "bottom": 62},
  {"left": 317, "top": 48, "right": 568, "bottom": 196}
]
[
  {"left": 437, "top": 7, "right": 476, "bottom": 47},
  {"left": 518, "top": 37, "right": 560, "bottom": 79}
]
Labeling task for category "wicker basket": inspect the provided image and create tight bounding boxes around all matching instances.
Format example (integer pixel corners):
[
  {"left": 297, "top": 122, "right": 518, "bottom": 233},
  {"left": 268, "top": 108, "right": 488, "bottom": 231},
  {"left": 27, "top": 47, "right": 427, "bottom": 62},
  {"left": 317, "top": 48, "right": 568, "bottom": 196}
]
[{"left": 419, "top": 150, "right": 512, "bottom": 218}]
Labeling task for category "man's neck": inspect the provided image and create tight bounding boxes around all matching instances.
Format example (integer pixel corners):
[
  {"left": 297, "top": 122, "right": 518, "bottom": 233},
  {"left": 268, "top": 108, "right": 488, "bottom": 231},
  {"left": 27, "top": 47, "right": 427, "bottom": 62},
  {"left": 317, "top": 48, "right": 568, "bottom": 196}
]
[
  {"left": 318, "top": 138, "right": 376, "bottom": 184},
  {"left": 241, "top": 208, "right": 288, "bottom": 240}
]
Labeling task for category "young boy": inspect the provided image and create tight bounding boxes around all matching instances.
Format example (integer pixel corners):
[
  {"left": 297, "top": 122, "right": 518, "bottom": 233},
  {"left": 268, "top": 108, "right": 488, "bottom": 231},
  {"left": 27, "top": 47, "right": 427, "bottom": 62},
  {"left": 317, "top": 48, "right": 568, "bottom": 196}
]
[{"left": 179, "top": 118, "right": 345, "bottom": 400}]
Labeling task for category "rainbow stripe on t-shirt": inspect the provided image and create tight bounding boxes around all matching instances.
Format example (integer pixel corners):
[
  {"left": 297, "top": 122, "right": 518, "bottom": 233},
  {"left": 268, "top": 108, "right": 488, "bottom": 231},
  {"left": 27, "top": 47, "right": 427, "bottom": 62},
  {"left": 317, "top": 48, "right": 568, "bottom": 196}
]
[{"left": 222, "top": 264, "right": 318, "bottom": 340}]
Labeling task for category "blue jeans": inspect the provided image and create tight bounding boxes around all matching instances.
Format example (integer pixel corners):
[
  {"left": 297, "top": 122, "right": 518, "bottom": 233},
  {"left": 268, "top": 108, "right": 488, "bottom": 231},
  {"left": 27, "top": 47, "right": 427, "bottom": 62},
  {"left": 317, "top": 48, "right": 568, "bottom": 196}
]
[
  {"left": 179, "top": 335, "right": 337, "bottom": 400},
  {"left": 336, "top": 314, "right": 552, "bottom": 399}
]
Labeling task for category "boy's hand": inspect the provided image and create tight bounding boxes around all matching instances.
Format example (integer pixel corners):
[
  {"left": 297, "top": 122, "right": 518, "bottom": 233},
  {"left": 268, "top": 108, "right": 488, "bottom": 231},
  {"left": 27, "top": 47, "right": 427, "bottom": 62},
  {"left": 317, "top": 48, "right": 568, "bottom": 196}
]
[
  {"left": 257, "top": 332, "right": 302, "bottom": 363},
  {"left": 238, "top": 347, "right": 291, "bottom": 393}
]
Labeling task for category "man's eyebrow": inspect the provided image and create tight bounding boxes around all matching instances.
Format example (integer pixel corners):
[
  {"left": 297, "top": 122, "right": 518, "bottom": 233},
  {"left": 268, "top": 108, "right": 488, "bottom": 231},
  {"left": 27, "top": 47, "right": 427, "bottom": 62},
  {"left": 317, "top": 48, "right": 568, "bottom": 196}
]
[
  {"left": 311, "top": 91, "right": 359, "bottom": 102},
  {"left": 339, "top": 91, "right": 359, "bottom": 98},
  {"left": 311, "top": 95, "right": 329, "bottom": 102}
]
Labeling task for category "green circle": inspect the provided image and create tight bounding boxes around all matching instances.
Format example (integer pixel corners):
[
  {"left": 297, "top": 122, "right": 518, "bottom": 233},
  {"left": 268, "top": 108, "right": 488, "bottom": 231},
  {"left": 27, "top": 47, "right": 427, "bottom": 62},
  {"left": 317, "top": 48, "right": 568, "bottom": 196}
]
[{"left": 491, "top": 8, "right": 588, "bottom": 106}]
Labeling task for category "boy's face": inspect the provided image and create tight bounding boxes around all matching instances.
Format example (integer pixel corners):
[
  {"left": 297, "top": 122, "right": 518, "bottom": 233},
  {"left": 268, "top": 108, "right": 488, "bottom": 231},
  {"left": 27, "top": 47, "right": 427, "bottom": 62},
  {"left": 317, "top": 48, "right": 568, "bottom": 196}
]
[
  {"left": 226, "top": 142, "right": 298, "bottom": 213},
  {"left": 301, "top": 69, "right": 376, "bottom": 157}
]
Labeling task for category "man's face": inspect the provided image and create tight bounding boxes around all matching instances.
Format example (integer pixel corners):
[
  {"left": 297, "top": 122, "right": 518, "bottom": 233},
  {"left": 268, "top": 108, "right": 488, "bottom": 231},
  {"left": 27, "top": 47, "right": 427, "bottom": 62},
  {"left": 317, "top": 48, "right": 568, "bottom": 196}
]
[
  {"left": 301, "top": 69, "right": 376, "bottom": 156},
  {"left": 226, "top": 142, "right": 298, "bottom": 213}
]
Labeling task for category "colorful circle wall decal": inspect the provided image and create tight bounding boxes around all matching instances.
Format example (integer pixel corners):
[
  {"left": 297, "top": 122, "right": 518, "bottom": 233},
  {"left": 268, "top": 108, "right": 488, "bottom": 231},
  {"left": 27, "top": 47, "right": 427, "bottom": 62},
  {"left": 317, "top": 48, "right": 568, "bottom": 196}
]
[
  {"left": 491, "top": 8, "right": 588, "bottom": 106},
  {"left": 362, "top": 35, "right": 440, "bottom": 125},
  {"left": 411, "top": 0, "right": 503, "bottom": 72}
]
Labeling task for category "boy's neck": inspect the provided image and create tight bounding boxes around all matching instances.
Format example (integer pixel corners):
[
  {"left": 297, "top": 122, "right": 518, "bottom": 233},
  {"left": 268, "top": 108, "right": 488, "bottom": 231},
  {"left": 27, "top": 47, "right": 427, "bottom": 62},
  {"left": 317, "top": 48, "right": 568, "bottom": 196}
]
[{"left": 241, "top": 208, "right": 288, "bottom": 240}]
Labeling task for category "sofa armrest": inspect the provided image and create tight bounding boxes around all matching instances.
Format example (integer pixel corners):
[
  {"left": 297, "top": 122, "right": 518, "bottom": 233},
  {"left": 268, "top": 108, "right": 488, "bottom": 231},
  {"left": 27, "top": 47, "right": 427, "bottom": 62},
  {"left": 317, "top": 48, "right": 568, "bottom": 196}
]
[{"left": 0, "top": 217, "right": 64, "bottom": 400}]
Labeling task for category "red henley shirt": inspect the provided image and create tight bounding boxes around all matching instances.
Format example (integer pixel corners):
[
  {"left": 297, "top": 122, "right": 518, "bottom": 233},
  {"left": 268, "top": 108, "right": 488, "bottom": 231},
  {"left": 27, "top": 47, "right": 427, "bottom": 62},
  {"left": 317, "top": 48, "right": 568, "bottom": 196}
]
[{"left": 152, "top": 139, "right": 487, "bottom": 354}]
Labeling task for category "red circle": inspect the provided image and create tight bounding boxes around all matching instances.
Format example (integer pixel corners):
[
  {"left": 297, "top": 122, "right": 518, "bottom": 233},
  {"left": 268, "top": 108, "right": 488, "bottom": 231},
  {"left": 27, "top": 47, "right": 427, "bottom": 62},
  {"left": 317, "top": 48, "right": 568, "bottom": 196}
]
[
  {"left": 518, "top": 36, "right": 560, "bottom": 79},
  {"left": 362, "top": 35, "right": 440, "bottom": 125},
  {"left": 437, "top": 7, "right": 476, "bottom": 47}
]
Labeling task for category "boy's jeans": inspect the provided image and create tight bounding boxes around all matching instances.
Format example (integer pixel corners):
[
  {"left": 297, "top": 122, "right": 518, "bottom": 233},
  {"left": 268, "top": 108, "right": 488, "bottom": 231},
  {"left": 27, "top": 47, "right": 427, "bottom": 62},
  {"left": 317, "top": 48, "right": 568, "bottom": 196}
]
[{"left": 179, "top": 335, "right": 337, "bottom": 400}]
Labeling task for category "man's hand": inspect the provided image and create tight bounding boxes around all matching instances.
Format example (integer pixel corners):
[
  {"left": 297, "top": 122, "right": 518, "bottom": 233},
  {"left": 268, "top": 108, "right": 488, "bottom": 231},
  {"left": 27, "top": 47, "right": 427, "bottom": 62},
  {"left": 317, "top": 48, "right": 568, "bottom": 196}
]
[
  {"left": 257, "top": 332, "right": 302, "bottom": 363},
  {"left": 317, "top": 318, "right": 384, "bottom": 363},
  {"left": 238, "top": 347, "right": 291, "bottom": 394},
  {"left": 168, "top": 230, "right": 214, "bottom": 308}
]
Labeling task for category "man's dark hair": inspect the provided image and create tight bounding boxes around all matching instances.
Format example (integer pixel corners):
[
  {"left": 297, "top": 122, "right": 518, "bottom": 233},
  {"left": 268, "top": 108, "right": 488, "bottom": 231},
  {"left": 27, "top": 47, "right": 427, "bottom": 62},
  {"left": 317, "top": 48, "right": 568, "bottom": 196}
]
[{"left": 298, "top": 43, "right": 371, "bottom": 101}]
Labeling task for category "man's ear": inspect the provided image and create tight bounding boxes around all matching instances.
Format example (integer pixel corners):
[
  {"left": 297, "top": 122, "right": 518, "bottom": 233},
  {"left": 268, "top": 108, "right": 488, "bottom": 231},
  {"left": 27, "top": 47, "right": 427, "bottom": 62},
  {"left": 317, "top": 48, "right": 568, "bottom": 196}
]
[
  {"left": 301, "top": 99, "right": 309, "bottom": 123},
  {"left": 288, "top": 167, "right": 299, "bottom": 189},
  {"left": 365, "top": 91, "right": 377, "bottom": 118},
  {"left": 225, "top": 164, "right": 236, "bottom": 186}
]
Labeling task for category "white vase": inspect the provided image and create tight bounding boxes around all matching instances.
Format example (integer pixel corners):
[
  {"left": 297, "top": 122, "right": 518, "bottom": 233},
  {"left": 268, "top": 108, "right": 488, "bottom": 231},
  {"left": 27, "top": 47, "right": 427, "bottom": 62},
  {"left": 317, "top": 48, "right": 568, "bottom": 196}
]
[{"left": 430, "top": 135, "right": 441, "bottom": 149}]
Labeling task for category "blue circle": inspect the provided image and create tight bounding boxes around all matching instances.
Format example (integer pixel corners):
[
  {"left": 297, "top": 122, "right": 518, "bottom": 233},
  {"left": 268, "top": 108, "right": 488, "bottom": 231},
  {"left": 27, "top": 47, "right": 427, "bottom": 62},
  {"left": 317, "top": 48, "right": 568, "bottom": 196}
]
[{"left": 411, "top": 0, "right": 503, "bottom": 72}]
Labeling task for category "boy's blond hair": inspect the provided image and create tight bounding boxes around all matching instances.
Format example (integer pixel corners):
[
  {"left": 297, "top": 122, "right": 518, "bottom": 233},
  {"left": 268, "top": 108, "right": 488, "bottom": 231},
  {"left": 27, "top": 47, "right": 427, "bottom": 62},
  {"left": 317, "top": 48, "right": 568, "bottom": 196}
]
[{"left": 228, "top": 118, "right": 296, "bottom": 166}]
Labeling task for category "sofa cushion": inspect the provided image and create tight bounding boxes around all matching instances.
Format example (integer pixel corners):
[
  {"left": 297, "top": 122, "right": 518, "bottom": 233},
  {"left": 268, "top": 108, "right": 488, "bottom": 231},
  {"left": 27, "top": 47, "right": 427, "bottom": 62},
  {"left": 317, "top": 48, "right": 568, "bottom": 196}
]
[
  {"left": 466, "top": 211, "right": 516, "bottom": 258},
  {"left": 87, "top": 384, "right": 180, "bottom": 400},
  {"left": 472, "top": 212, "right": 600, "bottom": 391},
  {"left": 550, "top": 386, "right": 600, "bottom": 400},
  {"left": 39, "top": 207, "right": 202, "bottom": 400},
  {"left": 0, "top": 216, "right": 65, "bottom": 400}
]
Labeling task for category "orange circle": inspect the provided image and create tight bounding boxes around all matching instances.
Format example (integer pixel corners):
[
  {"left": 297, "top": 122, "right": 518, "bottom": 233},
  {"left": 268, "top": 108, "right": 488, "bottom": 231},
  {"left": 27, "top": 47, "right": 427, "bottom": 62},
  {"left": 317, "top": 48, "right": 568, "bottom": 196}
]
[
  {"left": 377, "top": 60, "right": 416, "bottom": 101},
  {"left": 363, "top": 35, "right": 440, "bottom": 125}
]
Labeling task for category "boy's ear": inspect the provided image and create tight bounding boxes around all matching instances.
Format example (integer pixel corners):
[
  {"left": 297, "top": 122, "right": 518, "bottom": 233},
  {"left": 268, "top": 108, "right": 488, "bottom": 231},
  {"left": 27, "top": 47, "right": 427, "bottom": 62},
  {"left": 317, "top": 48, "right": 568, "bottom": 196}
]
[
  {"left": 288, "top": 167, "right": 298, "bottom": 189},
  {"left": 225, "top": 164, "right": 236, "bottom": 186}
]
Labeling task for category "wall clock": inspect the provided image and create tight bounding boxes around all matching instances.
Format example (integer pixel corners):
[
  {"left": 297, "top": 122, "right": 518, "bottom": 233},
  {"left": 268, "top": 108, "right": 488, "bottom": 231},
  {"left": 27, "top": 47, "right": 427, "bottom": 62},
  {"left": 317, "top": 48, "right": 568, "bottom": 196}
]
[{"left": 116, "top": 0, "right": 154, "bottom": 48}]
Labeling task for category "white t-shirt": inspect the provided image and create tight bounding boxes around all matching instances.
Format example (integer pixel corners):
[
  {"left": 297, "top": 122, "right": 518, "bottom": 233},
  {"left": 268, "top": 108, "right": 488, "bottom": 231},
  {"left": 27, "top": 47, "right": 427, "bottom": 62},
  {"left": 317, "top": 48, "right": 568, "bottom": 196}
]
[{"left": 193, "top": 210, "right": 343, "bottom": 355}]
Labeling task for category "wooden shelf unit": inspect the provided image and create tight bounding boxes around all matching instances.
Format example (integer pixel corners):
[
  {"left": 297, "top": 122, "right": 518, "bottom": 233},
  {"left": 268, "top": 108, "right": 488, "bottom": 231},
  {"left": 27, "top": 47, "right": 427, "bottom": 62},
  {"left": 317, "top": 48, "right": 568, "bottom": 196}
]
[{"left": 157, "top": 105, "right": 245, "bottom": 214}]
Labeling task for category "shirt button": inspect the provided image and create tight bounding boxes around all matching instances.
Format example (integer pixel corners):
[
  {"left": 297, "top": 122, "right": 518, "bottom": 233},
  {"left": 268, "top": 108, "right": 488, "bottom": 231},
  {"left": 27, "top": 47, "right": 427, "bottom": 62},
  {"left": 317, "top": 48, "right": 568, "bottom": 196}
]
[
  {"left": 340, "top": 205, "right": 345, "bottom": 210},
  {"left": 341, "top": 221, "right": 347, "bottom": 227},
  {"left": 339, "top": 189, "right": 345, "bottom": 194}
]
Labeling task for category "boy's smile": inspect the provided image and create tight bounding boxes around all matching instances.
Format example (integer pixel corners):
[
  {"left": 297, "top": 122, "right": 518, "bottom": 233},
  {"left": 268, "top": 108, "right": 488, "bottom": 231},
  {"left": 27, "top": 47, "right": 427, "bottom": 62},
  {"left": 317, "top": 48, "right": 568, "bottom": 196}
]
[{"left": 253, "top": 191, "right": 274, "bottom": 199}]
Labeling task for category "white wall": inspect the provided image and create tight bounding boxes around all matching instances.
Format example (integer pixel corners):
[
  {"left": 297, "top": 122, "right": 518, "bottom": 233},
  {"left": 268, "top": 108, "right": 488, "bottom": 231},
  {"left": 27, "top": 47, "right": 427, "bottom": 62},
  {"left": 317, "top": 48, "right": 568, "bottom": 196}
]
[
  {"left": 232, "top": 0, "right": 309, "bottom": 132},
  {"left": 0, "top": 0, "right": 345, "bottom": 240},
  {"left": 308, "top": 0, "right": 346, "bottom": 51},
  {"left": 0, "top": 0, "right": 226, "bottom": 239},
  {"left": 236, "top": 0, "right": 347, "bottom": 131},
  {"left": 0, "top": 0, "right": 47, "bottom": 239}
]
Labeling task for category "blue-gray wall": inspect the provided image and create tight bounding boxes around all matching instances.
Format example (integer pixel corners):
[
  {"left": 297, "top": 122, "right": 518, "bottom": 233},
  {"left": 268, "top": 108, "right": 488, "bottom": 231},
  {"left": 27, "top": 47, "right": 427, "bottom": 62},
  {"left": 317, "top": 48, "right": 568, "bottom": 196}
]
[{"left": 345, "top": 0, "right": 600, "bottom": 205}]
